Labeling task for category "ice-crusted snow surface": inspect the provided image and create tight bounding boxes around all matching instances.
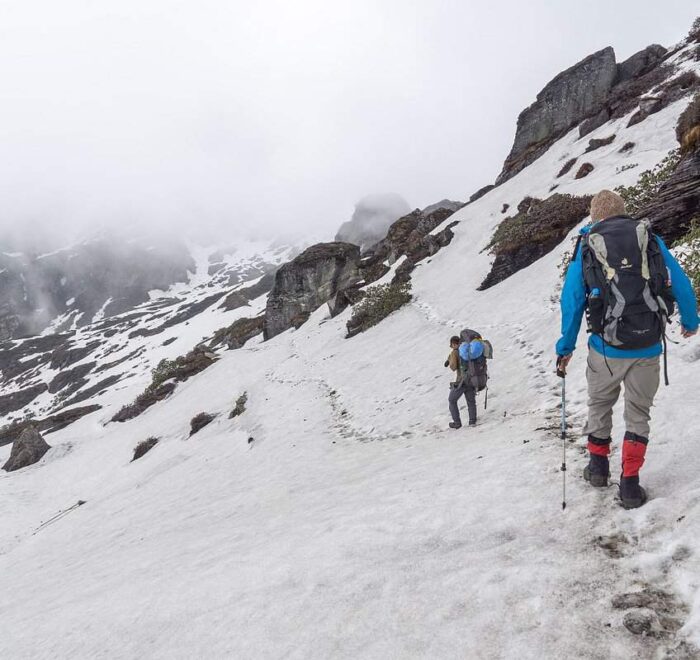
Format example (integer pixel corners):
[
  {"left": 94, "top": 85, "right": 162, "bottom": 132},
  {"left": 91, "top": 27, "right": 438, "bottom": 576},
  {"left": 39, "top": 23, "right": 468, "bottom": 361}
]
[{"left": 1, "top": 62, "right": 700, "bottom": 659}]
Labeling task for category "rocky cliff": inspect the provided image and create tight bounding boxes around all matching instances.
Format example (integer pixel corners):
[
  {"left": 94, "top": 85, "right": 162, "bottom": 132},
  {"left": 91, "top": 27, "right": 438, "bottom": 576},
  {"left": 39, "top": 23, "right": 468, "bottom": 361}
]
[
  {"left": 496, "top": 38, "right": 698, "bottom": 185},
  {"left": 263, "top": 242, "right": 362, "bottom": 340}
]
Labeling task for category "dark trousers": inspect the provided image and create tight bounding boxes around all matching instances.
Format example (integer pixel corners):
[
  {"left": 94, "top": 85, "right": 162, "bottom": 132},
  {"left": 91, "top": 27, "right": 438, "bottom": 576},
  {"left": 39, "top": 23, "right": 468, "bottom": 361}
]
[{"left": 449, "top": 380, "right": 477, "bottom": 425}]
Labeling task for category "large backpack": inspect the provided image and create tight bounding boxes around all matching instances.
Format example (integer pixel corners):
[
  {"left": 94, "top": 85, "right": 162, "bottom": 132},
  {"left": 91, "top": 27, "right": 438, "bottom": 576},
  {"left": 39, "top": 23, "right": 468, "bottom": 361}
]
[
  {"left": 580, "top": 216, "right": 675, "bottom": 350},
  {"left": 459, "top": 328, "right": 492, "bottom": 391}
]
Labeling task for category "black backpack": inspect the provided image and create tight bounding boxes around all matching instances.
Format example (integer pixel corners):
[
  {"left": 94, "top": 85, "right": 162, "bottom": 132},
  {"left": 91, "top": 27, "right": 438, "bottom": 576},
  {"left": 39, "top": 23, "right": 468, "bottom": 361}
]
[{"left": 579, "top": 216, "right": 675, "bottom": 350}]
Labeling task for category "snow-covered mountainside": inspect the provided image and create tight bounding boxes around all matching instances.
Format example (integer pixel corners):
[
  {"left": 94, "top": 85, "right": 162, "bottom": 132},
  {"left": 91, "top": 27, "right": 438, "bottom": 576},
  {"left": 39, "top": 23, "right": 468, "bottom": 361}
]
[{"left": 1, "top": 29, "right": 700, "bottom": 660}]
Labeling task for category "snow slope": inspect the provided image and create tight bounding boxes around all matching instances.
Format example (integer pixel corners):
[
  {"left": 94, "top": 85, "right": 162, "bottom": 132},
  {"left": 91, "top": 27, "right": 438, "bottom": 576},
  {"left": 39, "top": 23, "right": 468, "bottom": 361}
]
[{"left": 1, "top": 49, "right": 700, "bottom": 660}]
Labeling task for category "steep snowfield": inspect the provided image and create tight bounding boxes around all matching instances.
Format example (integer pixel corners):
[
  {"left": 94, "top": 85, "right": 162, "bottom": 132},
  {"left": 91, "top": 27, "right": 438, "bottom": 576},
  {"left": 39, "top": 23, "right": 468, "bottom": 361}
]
[{"left": 2, "top": 63, "right": 700, "bottom": 660}]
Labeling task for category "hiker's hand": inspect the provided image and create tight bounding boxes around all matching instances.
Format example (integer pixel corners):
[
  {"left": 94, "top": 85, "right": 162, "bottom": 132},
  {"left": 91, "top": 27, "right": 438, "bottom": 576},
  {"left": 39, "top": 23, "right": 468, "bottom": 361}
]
[
  {"left": 444, "top": 360, "right": 450, "bottom": 368},
  {"left": 681, "top": 326, "right": 698, "bottom": 338},
  {"left": 556, "top": 354, "right": 571, "bottom": 377}
]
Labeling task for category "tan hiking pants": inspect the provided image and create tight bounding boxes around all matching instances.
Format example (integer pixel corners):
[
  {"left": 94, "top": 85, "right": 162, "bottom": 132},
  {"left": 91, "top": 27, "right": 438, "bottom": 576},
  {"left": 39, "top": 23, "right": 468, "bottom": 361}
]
[{"left": 584, "top": 349, "right": 660, "bottom": 440}]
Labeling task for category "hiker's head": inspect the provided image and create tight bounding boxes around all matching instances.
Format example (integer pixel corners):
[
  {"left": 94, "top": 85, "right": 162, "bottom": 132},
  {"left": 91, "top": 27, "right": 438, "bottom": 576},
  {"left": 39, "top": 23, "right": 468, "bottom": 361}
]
[
  {"left": 590, "top": 190, "right": 626, "bottom": 222},
  {"left": 450, "top": 335, "right": 460, "bottom": 348}
]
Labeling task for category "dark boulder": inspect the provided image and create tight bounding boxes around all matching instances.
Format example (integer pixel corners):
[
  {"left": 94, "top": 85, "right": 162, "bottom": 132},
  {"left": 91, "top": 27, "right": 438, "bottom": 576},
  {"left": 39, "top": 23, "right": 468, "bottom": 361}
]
[
  {"left": 617, "top": 45, "right": 667, "bottom": 83},
  {"left": 263, "top": 242, "right": 362, "bottom": 340},
  {"left": 2, "top": 427, "right": 51, "bottom": 472},
  {"left": 422, "top": 199, "right": 464, "bottom": 215},
  {"left": 497, "top": 47, "right": 617, "bottom": 184},
  {"left": 585, "top": 134, "right": 616, "bottom": 153},
  {"left": 468, "top": 184, "right": 495, "bottom": 203},
  {"left": 575, "top": 163, "right": 595, "bottom": 179}
]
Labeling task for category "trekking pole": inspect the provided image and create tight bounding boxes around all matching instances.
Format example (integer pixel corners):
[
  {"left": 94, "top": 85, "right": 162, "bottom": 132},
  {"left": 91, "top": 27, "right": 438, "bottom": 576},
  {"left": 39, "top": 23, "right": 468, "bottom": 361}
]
[{"left": 556, "top": 358, "right": 567, "bottom": 510}]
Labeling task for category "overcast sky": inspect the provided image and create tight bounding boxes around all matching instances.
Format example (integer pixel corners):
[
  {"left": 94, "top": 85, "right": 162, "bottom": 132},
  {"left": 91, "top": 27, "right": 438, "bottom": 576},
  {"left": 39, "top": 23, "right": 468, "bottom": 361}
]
[{"left": 0, "top": 1, "right": 697, "bottom": 246}]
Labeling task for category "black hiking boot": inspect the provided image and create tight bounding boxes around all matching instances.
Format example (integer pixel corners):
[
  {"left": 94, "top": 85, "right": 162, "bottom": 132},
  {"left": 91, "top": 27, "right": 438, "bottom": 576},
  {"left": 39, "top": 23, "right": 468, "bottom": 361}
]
[
  {"left": 468, "top": 421, "right": 477, "bottom": 427},
  {"left": 449, "top": 422, "right": 462, "bottom": 429},
  {"left": 619, "top": 475, "right": 647, "bottom": 509},
  {"left": 583, "top": 454, "right": 609, "bottom": 487}
]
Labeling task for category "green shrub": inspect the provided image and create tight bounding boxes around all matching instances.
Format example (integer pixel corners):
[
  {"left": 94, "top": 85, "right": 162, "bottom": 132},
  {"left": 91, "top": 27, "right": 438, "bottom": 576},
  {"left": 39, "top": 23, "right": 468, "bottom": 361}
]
[
  {"left": 347, "top": 281, "right": 412, "bottom": 336},
  {"left": 673, "top": 220, "right": 700, "bottom": 297},
  {"left": 614, "top": 149, "right": 681, "bottom": 216}
]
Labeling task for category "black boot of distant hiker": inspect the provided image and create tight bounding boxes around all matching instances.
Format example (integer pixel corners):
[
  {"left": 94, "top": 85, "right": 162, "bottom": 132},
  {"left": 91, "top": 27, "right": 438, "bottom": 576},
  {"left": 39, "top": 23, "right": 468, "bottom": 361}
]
[
  {"left": 619, "top": 475, "right": 648, "bottom": 509},
  {"left": 449, "top": 421, "right": 462, "bottom": 430},
  {"left": 583, "top": 453, "right": 610, "bottom": 487}
]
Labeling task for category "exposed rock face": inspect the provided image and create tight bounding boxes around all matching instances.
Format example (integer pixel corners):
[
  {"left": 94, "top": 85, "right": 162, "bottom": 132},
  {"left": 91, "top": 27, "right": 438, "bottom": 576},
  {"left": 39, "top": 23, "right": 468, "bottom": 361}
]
[
  {"left": 263, "top": 243, "right": 361, "bottom": 340},
  {"left": 219, "top": 274, "right": 274, "bottom": 311},
  {"left": 497, "top": 47, "right": 617, "bottom": 184},
  {"left": 0, "top": 383, "right": 48, "bottom": 416},
  {"left": 575, "top": 163, "right": 595, "bottom": 179},
  {"left": 422, "top": 199, "right": 464, "bottom": 215},
  {"left": 335, "top": 193, "right": 411, "bottom": 252},
  {"left": 361, "top": 207, "right": 458, "bottom": 284},
  {"left": 468, "top": 185, "right": 496, "bottom": 203},
  {"left": 617, "top": 45, "right": 667, "bottom": 83},
  {"left": 0, "top": 405, "right": 101, "bottom": 448},
  {"left": 498, "top": 34, "right": 697, "bottom": 181},
  {"left": 210, "top": 316, "right": 265, "bottom": 350},
  {"left": 480, "top": 194, "right": 592, "bottom": 290},
  {"left": 639, "top": 148, "right": 700, "bottom": 243},
  {"left": 2, "top": 427, "right": 51, "bottom": 472},
  {"left": 0, "top": 238, "right": 194, "bottom": 340}
]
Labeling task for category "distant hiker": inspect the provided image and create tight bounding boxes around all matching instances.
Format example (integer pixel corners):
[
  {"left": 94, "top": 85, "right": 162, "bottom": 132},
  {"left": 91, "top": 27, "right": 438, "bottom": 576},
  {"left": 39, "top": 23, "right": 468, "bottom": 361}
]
[
  {"left": 447, "top": 329, "right": 491, "bottom": 429},
  {"left": 556, "top": 190, "right": 699, "bottom": 509}
]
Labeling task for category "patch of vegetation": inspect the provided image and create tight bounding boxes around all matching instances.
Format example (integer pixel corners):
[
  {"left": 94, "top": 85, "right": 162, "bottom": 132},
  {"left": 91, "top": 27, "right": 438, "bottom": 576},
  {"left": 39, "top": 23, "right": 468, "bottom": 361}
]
[
  {"left": 616, "top": 163, "right": 638, "bottom": 174},
  {"left": 229, "top": 392, "right": 248, "bottom": 419},
  {"left": 346, "top": 281, "right": 412, "bottom": 337},
  {"left": 614, "top": 149, "right": 681, "bottom": 215},
  {"left": 619, "top": 141, "right": 636, "bottom": 153},
  {"left": 673, "top": 220, "right": 700, "bottom": 297},
  {"left": 190, "top": 412, "right": 216, "bottom": 437},
  {"left": 132, "top": 437, "right": 159, "bottom": 462},
  {"left": 111, "top": 347, "right": 217, "bottom": 423},
  {"left": 486, "top": 194, "right": 592, "bottom": 256}
]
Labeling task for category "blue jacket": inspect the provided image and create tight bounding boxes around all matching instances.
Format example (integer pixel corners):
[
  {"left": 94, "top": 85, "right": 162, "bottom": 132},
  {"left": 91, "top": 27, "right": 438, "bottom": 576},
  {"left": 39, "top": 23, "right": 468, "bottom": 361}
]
[{"left": 556, "top": 225, "right": 699, "bottom": 358}]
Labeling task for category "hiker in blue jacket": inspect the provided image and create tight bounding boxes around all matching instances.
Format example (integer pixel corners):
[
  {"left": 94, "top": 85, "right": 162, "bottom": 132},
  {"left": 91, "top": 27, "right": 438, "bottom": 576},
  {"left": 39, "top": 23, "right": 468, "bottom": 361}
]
[{"left": 556, "top": 189, "right": 698, "bottom": 508}]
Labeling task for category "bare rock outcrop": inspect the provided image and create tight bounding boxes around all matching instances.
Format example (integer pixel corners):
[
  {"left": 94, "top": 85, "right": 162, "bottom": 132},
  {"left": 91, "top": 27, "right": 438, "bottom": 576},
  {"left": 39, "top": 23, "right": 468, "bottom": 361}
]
[
  {"left": 497, "top": 47, "right": 617, "bottom": 184},
  {"left": 263, "top": 243, "right": 361, "bottom": 340},
  {"left": 2, "top": 427, "right": 51, "bottom": 472},
  {"left": 639, "top": 102, "right": 700, "bottom": 242},
  {"left": 480, "top": 194, "right": 592, "bottom": 290}
]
